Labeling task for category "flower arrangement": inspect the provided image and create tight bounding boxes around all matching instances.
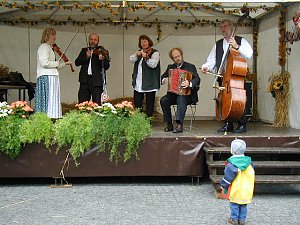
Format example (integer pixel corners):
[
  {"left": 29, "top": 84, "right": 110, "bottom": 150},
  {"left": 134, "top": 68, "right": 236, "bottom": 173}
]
[
  {"left": 56, "top": 100, "right": 151, "bottom": 164},
  {"left": 114, "top": 101, "right": 134, "bottom": 117},
  {"left": 94, "top": 102, "right": 117, "bottom": 116},
  {"left": 0, "top": 102, "right": 12, "bottom": 117},
  {"left": 75, "top": 101, "right": 99, "bottom": 113},
  {"left": 267, "top": 71, "right": 290, "bottom": 127},
  {"left": 268, "top": 78, "right": 283, "bottom": 98},
  {"left": 0, "top": 100, "right": 151, "bottom": 164},
  {"left": 76, "top": 100, "right": 134, "bottom": 118},
  {"left": 8, "top": 101, "right": 33, "bottom": 118}
]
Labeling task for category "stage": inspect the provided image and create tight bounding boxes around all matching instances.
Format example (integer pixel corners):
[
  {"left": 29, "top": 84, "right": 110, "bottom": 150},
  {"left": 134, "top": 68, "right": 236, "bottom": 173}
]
[
  {"left": 0, "top": 120, "right": 299, "bottom": 179},
  {"left": 151, "top": 120, "right": 300, "bottom": 138}
]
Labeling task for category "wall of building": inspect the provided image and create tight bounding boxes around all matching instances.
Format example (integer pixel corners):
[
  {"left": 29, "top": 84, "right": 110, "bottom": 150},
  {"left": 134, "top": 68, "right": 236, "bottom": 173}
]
[
  {"left": 0, "top": 22, "right": 253, "bottom": 120},
  {"left": 257, "top": 3, "right": 300, "bottom": 128}
]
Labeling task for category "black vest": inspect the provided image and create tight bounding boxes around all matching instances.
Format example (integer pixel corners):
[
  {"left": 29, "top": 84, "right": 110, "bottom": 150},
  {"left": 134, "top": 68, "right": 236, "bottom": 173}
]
[
  {"left": 215, "top": 36, "right": 242, "bottom": 85},
  {"left": 132, "top": 49, "right": 161, "bottom": 91},
  {"left": 215, "top": 36, "right": 242, "bottom": 73}
]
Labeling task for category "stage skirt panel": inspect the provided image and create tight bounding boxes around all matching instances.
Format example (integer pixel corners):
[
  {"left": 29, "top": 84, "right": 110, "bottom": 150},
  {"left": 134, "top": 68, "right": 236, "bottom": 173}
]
[{"left": 35, "top": 75, "right": 62, "bottom": 119}]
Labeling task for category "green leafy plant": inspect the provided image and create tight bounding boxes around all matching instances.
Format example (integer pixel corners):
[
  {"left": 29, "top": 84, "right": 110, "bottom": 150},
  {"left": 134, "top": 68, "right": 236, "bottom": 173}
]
[
  {"left": 54, "top": 111, "right": 94, "bottom": 165},
  {"left": 123, "top": 111, "right": 151, "bottom": 162},
  {"left": 0, "top": 115, "right": 25, "bottom": 159},
  {"left": 0, "top": 100, "right": 151, "bottom": 164},
  {"left": 92, "top": 113, "right": 124, "bottom": 162},
  {"left": 19, "top": 113, "right": 55, "bottom": 149}
]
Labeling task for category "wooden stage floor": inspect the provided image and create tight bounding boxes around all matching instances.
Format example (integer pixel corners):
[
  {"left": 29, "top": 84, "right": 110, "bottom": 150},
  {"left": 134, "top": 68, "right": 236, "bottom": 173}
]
[{"left": 150, "top": 120, "right": 300, "bottom": 138}]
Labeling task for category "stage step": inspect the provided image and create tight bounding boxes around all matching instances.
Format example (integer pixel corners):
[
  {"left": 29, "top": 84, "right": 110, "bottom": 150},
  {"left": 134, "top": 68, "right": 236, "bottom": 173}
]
[
  {"left": 204, "top": 146, "right": 300, "bottom": 188},
  {"left": 207, "top": 161, "right": 300, "bottom": 168},
  {"left": 210, "top": 175, "right": 300, "bottom": 184},
  {"left": 203, "top": 147, "right": 300, "bottom": 154}
]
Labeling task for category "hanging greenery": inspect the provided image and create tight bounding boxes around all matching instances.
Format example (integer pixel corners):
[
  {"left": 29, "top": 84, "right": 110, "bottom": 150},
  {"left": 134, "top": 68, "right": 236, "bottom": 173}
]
[
  {"left": 0, "top": 1, "right": 281, "bottom": 14},
  {"left": 278, "top": 9, "right": 287, "bottom": 67},
  {"left": 0, "top": 100, "right": 151, "bottom": 164}
]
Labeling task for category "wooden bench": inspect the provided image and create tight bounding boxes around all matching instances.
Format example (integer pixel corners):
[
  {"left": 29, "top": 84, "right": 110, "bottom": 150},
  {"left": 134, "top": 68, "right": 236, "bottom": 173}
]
[{"left": 203, "top": 147, "right": 300, "bottom": 188}]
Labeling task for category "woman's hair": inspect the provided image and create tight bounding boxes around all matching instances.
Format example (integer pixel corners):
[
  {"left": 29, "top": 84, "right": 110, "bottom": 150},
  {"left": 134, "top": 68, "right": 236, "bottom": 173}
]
[
  {"left": 41, "top": 28, "right": 56, "bottom": 43},
  {"left": 138, "top": 34, "right": 153, "bottom": 49},
  {"left": 168, "top": 47, "right": 183, "bottom": 60}
]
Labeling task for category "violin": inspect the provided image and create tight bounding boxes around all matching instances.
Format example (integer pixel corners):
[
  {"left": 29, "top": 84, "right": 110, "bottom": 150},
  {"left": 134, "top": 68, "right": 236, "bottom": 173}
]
[
  {"left": 90, "top": 46, "right": 110, "bottom": 61},
  {"left": 143, "top": 47, "right": 154, "bottom": 60},
  {"left": 52, "top": 43, "right": 74, "bottom": 72}
]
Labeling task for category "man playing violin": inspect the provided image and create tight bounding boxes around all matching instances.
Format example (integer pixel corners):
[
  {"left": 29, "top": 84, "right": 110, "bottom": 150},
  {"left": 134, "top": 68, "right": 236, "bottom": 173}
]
[
  {"left": 160, "top": 48, "right": 200, "bottom": 133},
  {"left": 75, "top": 33, "right": 110, "bottom": 105},
  {"left": 129, "top": 34, "right": 160, "bottom": 118},
  {"left": 35, "top": 27, "right": 73, "bottom": 119},
  {"left": 201, "top": 19, "right": 253, "bottom": 133}
]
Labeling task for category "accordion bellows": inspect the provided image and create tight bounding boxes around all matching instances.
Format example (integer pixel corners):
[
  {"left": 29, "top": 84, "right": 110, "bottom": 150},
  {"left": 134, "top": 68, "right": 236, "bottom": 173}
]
[{"left": 167, "top": 69, "right": 192, "bottom": 95}]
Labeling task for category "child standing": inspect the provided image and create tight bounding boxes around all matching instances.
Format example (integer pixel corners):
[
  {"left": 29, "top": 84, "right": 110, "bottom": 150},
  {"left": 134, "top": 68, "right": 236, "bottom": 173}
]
[{"left": 220, "top": 139, "right": 255, "bottom": 225}]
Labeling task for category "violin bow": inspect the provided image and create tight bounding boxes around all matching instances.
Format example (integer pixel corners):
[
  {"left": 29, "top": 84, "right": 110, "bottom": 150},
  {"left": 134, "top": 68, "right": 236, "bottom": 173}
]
[
  {"left": 57, "top": 29, "right": 79, "bottom": 62},
  {"left": 153, "top": 33, "right": 172, "bottom": 47},
  {"left": 83, "top": 26, "right": 89, "bottom": 48},
  {"left": 80, "top": 11, "right": 89, "bottom": 48}
]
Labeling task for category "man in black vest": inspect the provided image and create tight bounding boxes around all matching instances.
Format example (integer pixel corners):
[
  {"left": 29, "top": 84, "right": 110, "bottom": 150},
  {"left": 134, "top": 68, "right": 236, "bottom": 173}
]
[
  {"left": 201, "top": 19, "right": 253, "bottom": 133},
  {"left": 160, "top": 48, "right": 200, "bottom": 133},
  {"left": 75, "top": 33, "right": 110, "bottom": 105}
]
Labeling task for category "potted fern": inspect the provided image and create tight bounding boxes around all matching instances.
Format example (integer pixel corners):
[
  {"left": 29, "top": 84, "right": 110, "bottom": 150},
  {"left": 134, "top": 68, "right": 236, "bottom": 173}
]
[
  {"left": 0, "top": 100, "right": 151, "bottom": 165},
  {"left": 0, "top": 101, "right": 33, "bottom": 158}
]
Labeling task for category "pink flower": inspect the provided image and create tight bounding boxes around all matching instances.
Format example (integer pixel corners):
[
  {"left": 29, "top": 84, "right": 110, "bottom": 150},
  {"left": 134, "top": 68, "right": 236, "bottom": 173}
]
[
  {"left": 115, "top": 103, "right": 124, "bottom": 109},
  {"left": 22, "top": 105, "right": 33, "bottom": 112}
]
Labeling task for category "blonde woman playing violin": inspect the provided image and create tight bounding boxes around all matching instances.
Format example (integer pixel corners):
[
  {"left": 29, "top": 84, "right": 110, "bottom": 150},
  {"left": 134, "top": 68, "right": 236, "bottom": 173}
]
[
  {"left": 129, "top": 34, "right": 161, "bottom": 118},
  {"left": 36, "top": 27, "right": 72, "bottom": 119}
]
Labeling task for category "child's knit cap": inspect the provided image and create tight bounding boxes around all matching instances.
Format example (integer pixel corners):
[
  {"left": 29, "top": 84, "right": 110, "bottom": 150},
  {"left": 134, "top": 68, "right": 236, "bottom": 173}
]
[{"left": 231, "top": 139, "right": 246, "bottom": 155}]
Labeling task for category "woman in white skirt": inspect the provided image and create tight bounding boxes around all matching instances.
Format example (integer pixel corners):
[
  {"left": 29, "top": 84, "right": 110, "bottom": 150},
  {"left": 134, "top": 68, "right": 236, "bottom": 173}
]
[{"left": 35, "top": 28, "right": 72, "bottom": 119}]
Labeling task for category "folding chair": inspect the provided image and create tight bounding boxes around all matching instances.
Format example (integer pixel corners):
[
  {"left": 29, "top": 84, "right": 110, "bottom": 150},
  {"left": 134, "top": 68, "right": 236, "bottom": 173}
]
[{"left": 172, "top": 103, "right": 197, "bottom": 130}]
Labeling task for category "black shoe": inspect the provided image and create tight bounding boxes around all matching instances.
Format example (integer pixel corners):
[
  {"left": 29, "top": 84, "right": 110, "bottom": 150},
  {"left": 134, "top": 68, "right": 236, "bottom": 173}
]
[
  {"left": 217, "top": 124, "right": 234, "bottom": 132},
  {"left": 173, "top": 124, "right": 183, "bottom": 133},
  {"left": 164, "top": 124, "right": 173, "bottom": 132},
  {"left": 233, "top": 125, "right": 247, "bottom": 133}
]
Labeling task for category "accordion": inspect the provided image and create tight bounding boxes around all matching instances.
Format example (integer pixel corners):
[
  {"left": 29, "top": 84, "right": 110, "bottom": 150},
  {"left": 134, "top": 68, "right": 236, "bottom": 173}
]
[{"left": 167, "top": 69, "right": 192, "bottom": 95}]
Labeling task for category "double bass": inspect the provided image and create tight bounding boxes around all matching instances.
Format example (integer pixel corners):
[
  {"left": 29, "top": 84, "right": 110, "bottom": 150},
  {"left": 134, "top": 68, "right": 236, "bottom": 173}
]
[{"left": 215, "top": 21, "right": 248, "bottom": 122}]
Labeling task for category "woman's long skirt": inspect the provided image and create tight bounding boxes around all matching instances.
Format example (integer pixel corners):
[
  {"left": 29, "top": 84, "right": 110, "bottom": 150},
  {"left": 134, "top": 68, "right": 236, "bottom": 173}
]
[{"left": 35, "top": 75, "right": 62, "bottom": 118}]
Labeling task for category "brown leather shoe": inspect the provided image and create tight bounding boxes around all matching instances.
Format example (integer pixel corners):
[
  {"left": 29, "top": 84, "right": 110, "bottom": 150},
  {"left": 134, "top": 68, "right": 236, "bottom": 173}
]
[
  {"left": 228, "top": 218, "right": 239, "bottom": 225},
  {"left": 173, "top": 124, "right": 183, "bottom": 133},
  {"left": 164, "top": 124, "right": 173, "bottom": 132}
]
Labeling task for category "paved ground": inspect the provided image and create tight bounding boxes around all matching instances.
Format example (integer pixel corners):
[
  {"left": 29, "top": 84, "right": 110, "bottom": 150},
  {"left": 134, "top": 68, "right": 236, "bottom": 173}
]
[{"left": 0, "top": 178, "right": 300, "bottom": 225}]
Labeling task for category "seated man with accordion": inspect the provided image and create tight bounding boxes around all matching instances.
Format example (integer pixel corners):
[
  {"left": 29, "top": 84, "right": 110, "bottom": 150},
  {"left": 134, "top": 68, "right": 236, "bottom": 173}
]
[{"left": 160, "top": 47, "right": 200, "bottom": 133}]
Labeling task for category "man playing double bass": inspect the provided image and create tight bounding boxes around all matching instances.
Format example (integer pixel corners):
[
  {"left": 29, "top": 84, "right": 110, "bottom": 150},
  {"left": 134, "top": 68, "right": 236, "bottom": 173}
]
[{"left": 201, "top": 19, "right": 253, "bottom": 133}]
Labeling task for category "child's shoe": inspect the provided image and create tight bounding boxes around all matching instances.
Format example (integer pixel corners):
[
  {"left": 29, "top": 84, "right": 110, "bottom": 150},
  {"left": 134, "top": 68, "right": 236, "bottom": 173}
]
[
  {"left": 239, "top": 220, "right": 245, "bottom": 225},
  {"left": 228, "top": 218, "right": 239, "bottom": 225}
]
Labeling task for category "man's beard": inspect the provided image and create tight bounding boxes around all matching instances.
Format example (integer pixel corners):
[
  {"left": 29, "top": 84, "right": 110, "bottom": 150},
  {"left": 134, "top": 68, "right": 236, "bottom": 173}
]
[{"left": 89, "top": 43, "right": 98, "bottom": 48}]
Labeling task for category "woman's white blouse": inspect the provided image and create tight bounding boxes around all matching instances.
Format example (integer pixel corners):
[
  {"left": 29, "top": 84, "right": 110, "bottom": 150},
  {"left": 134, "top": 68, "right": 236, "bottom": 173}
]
[{"left": 37, "top": 43, "right": 65, "bottom": 78}]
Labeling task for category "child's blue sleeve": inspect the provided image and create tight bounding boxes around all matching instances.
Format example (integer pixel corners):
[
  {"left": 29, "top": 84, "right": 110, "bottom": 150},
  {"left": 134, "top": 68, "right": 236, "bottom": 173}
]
[{"left": 220, "top": 163, "right": 238, "bottom": 194}]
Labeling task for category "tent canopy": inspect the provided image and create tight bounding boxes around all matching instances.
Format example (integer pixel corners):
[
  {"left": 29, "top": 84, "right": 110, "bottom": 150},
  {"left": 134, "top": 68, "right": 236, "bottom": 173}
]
[{"left": 0, "top": 1, "right": 294, "bottom": 27}]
